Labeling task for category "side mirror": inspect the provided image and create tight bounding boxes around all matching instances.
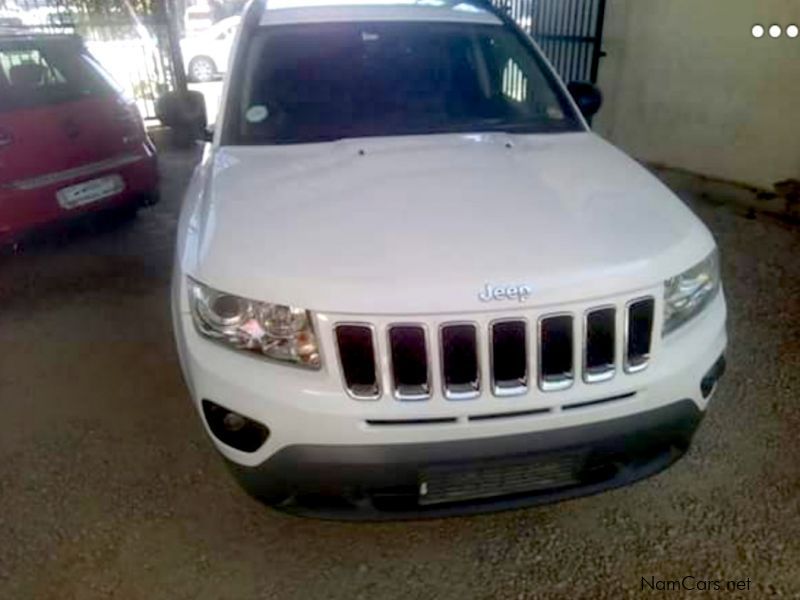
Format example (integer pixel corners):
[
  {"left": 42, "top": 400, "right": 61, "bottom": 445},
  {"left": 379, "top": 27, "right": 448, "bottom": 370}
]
[
  {"left": 156, "top": 90, "right": 208, "bottom": 139},
  {"left": 567, "top": 81, "right": 603, "bottom": 119}
]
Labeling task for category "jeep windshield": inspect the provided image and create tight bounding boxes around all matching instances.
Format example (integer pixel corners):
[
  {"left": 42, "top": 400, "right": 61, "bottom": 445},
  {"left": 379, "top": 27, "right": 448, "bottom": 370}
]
[{"left": 226, "top": 21, "right": 583, "bottom": 145}]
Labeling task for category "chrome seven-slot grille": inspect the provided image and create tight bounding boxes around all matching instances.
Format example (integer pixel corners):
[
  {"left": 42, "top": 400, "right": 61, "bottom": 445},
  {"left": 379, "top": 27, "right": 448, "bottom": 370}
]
[{"left": 334, "top": 297, "right": 655, "bottom": 402}]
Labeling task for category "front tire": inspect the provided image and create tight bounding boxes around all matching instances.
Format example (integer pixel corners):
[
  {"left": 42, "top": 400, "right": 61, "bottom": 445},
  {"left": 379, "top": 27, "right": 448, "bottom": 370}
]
[
  {"left": 224, "top": 460, "right": 289, "bottom": 506},
  {"left": 106, "top": 203, "right": 139, "bottom": 225},
  {"left": 188, "top": 56, "right": 216, "bottom": 83}
]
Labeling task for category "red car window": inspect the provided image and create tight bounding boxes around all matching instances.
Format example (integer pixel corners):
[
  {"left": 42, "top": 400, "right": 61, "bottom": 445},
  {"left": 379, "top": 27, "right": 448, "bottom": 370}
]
[{"left": 0, "top": 38, "right": 115, "bottom": 113}]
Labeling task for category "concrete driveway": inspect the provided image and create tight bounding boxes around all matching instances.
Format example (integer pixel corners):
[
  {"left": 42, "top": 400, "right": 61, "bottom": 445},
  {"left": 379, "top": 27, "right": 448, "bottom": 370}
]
[{"left": 0, "top": 147, "right": 797, "bottom": 599}]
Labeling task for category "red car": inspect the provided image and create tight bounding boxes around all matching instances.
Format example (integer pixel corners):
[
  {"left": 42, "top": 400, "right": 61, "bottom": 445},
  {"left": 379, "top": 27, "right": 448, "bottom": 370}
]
[{"left": 0, "top": 32, "right": 158, "bottom": 245}]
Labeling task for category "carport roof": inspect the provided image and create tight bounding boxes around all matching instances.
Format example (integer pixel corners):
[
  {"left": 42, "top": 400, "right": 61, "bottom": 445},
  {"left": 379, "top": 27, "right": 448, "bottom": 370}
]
[{"left": 0, "top": 31, "right": 82, "bottom": 44}]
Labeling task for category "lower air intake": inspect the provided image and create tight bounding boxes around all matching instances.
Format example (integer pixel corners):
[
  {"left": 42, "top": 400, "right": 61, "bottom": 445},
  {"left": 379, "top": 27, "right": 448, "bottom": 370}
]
[{"left": 419, "top": 453, "right": 585, "bottom": 505}]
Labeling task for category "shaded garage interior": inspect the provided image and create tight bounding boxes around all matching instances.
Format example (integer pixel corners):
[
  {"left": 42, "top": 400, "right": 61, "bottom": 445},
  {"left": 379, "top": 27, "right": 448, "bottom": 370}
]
[{"left": 0, "top": 145, "right": 798, "bottom": 598}]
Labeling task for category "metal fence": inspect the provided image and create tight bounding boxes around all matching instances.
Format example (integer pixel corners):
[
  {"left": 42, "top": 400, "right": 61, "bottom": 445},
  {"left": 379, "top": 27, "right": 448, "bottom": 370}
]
[
  {"left": 496, "top": 0, "right": 607, "bottom": 83},
  {"left": 0, "top": 0, "right": 175, "bottom": 118}
]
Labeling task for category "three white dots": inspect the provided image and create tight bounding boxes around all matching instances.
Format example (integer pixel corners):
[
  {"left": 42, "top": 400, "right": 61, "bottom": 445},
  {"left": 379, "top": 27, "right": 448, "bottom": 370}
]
[{"left": 752, "top": 24, "right": 799, "bottom": 38}]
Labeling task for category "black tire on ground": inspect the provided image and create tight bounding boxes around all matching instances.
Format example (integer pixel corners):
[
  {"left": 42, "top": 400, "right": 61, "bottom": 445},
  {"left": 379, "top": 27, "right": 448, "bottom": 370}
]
[
  {"left": 224, "top": 462, "right": 290, "bottom": 506},
  {"left": 250, "top": 489, "right": 290, "bottom": 507},
  {"left": 234, "top": 476, "right": 290, "bottom": 506},
  {"left": 107, "top": 203, "right": 139, "bottom": 224},
  {"left": 140, "top": 188, "right": 161, "bottom": 207}
]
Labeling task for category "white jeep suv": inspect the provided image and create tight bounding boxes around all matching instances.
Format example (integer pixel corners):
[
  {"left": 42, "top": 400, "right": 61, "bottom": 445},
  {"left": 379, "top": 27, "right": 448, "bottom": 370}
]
[{"left": 170, "top": 0, "right": 727, "bottom": 518}]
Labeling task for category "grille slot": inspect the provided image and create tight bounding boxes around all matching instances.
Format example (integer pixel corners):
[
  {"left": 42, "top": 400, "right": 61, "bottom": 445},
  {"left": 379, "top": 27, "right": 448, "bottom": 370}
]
[
  {"left": 538, "top": 315, "right": 574, "bottom": 391},
  {"left": 584, "top": 307, "right": 616, "bottom": 383},
  {"left": 625, "top": 298, "right": 655, "bottom": 373},
  {"left": 335, "top": 325, "right": 380, "bottom": 399},
  {"left": 388, "top": 326, "right": 430, "bottom": 400},
  {"left": 490, "top": 320, "right": 528, "bottom": 396},
  {"left": 440, "top": 324, "right": 480, "bottom": 400}
]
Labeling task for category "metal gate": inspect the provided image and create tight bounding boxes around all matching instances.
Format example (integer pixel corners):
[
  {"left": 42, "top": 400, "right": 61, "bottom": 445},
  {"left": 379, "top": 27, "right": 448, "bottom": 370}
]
[
  {"left": 0, "top": 0, "right": 177, "bottom": 119},
  {"left": 496, "top": 0, "right": 607, "bottom": 84}
]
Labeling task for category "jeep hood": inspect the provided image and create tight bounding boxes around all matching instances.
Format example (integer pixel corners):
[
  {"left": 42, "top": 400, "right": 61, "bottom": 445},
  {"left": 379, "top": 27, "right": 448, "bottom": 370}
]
[{"left": 182, "top": 132, "right": 715, "bottom": 314}]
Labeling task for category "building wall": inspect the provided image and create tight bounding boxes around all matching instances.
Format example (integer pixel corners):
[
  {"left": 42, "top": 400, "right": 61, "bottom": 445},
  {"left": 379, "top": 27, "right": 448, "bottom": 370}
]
[{"left": 593, "top": 0, "right": 800, "bottom": 189}]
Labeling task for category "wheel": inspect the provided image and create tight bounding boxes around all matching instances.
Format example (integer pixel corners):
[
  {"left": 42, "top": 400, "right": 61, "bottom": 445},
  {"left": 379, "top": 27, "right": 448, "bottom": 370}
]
[
  {"left": 139, "top": 188, "right": 160, "bottom": 207},
  {"left": 188, "top": 56, "right": 216, "bottom": 83},
  {"left": 224, "top": 460, "right": 290, "bottom": 506}
]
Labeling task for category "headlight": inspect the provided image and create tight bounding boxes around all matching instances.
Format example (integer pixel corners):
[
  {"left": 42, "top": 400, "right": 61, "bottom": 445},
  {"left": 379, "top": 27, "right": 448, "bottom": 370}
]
[
  {"left": 663, "top": 250, "right": 721, "bottom": 335},
  {"left": 188, "top": 279, "right": 321, "bottom": 369}
]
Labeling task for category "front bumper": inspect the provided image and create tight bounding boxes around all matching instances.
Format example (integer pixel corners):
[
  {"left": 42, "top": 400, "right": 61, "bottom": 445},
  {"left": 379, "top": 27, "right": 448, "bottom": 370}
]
[
  {"left": 227, "top": 398, "right": 705, "bottom": 519},
  {"left": 174, "top": 277, "right": 727, "bottom": 516}
]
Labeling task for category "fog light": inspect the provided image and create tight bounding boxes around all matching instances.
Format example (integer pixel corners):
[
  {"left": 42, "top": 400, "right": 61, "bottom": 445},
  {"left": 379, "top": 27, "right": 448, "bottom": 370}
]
[
  {"left": 700, "top": 355, "right": 726, "bottom": 399},
  {"left": 201, "top": 400, "right": 269, "bottom": 452},
  {"left": 222, "top": 412, "right": 247, "bottom": 432}
]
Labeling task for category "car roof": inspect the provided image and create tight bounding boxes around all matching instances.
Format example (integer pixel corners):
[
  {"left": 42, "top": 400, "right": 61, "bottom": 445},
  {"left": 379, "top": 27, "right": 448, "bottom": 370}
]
[
  {"left": 187, "top": 15, "right": 241, "bottom": 38},
  {"left": 216, "top": 15, "right": 242, "bottom": 27},
  {"left": 259, "top": 0, "right": 502, "bottom": 27}
]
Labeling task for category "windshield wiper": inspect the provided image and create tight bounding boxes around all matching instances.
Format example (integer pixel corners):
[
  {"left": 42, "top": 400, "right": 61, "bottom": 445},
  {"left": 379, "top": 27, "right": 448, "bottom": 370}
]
[{"left": 469, "top": 118, "right": 577, "bottom": 134}]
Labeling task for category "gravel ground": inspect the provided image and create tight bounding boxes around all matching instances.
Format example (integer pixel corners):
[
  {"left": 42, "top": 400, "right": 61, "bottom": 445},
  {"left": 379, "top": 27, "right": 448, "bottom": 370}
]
[{"left": 0, "top": 147, "right": 798, "bottom": 599}]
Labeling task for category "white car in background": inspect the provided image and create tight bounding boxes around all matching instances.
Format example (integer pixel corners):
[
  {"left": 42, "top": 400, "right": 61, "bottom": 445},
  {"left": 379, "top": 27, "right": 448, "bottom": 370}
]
[
  {"left": 181, "top": 16, "right": 240, "bottom": 82},
  {"left": 0, "top": 0, "right": 59, "bottom": 27}
]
